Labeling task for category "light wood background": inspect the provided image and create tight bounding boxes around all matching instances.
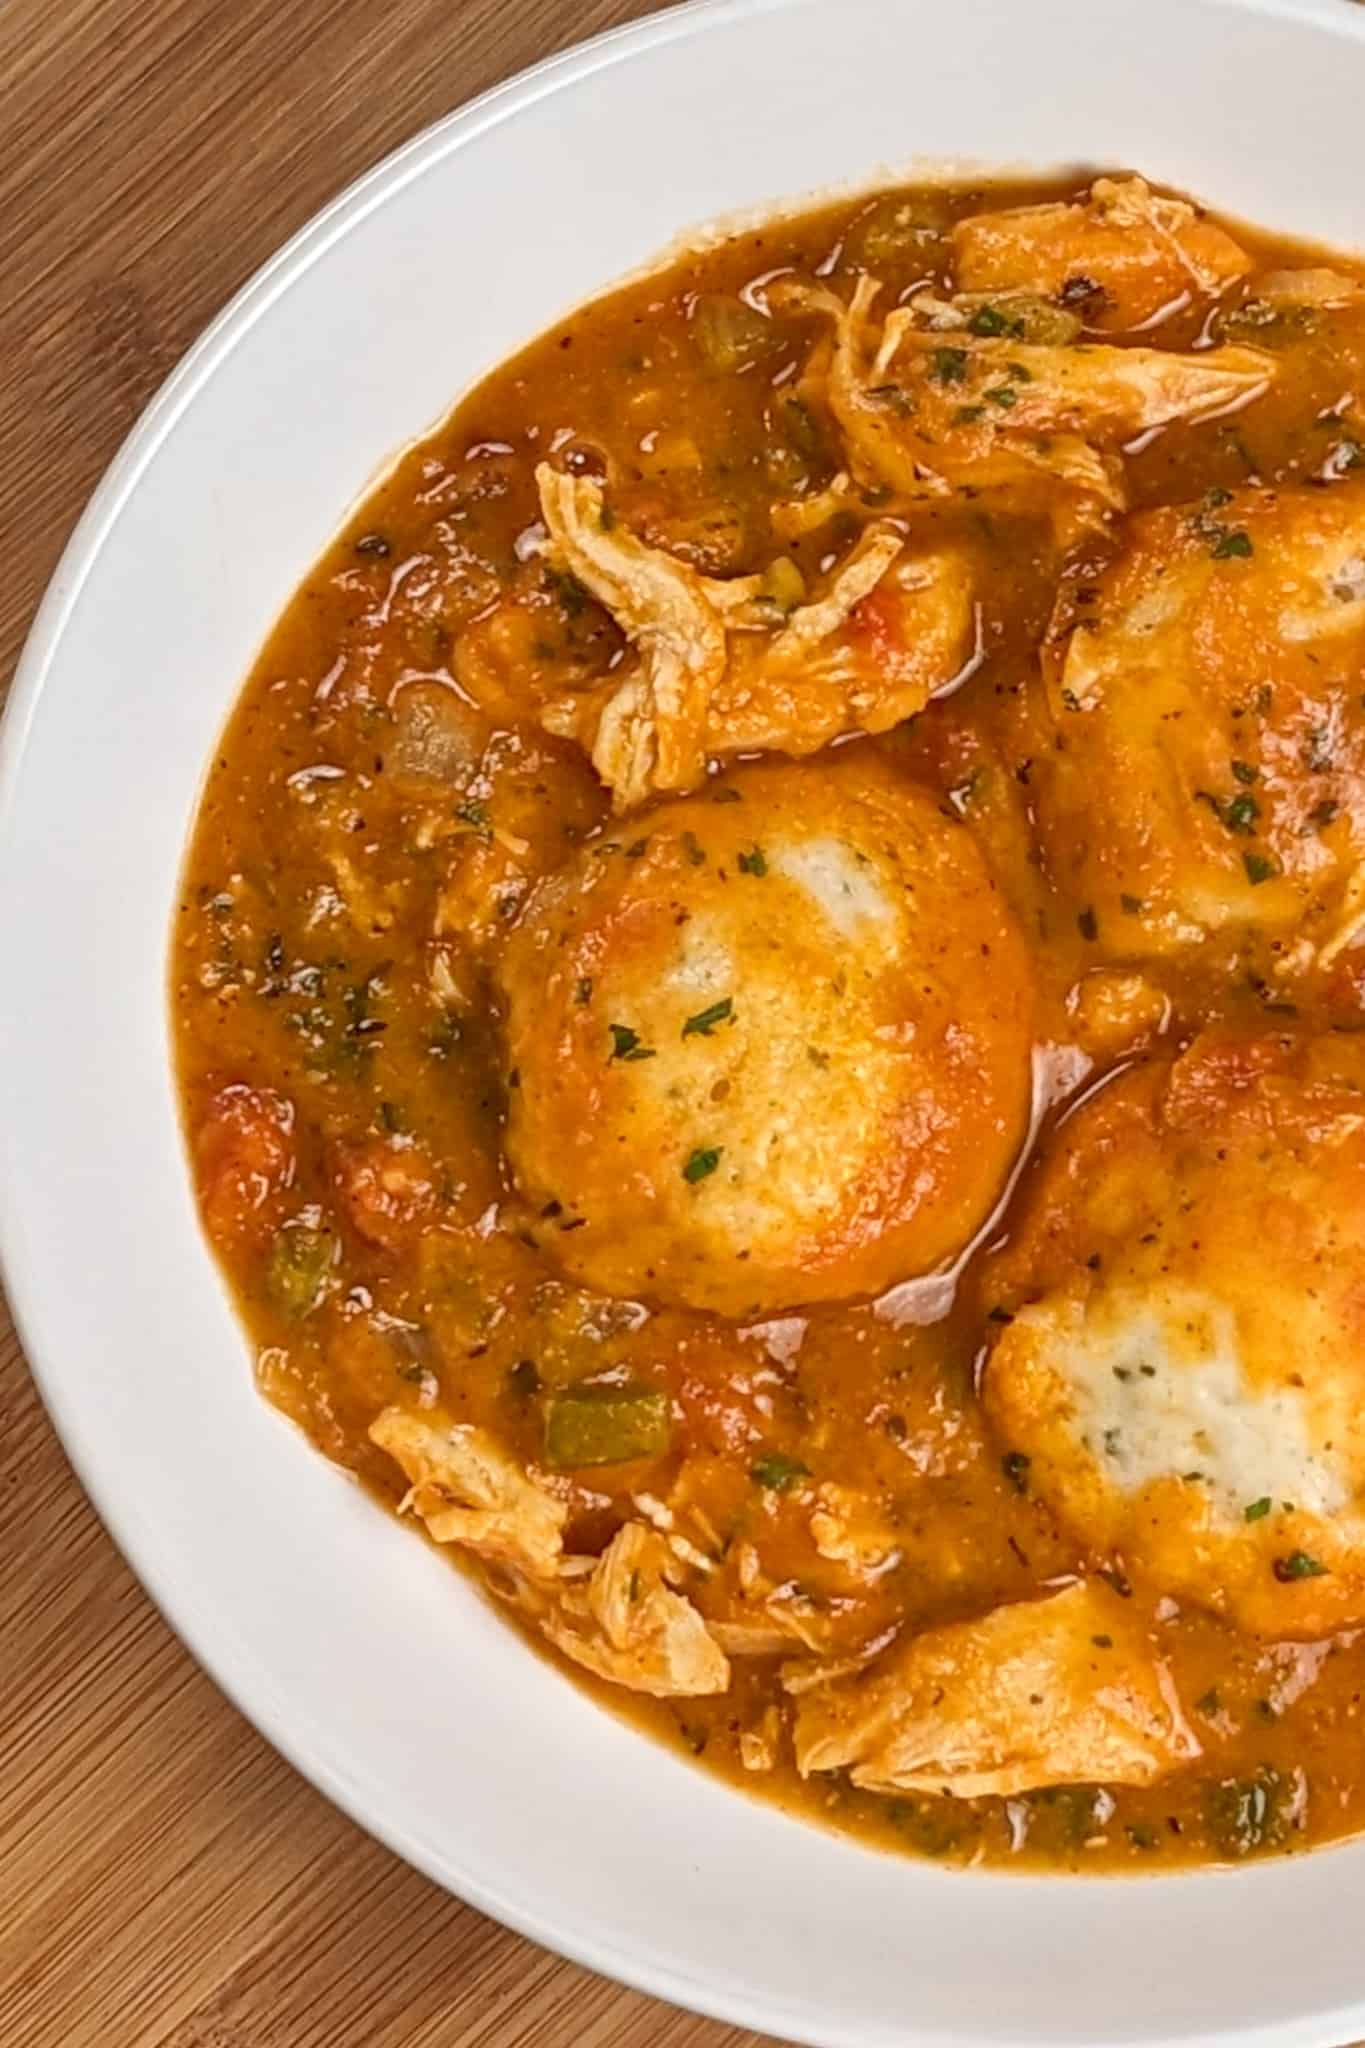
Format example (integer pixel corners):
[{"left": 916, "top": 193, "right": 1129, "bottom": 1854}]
[{"left": 0, "top": 2, "right": 782, "bottom": 2042}]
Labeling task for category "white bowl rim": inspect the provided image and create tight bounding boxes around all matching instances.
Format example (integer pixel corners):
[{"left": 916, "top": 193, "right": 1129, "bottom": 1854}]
[{"left": 8, "top": 2, "right": 1365, "bottom": 2044}]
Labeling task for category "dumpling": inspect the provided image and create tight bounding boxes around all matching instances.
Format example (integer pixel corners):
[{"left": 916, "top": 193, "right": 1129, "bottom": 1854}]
[
  {"left": 535, "top": 464, "right": 975, "bottom": 810},
  {"left": 1025, "top": 477, "right": 1365, "bottom": 980},
  {"left": 982, "top": 1029, "right": 1365, "bottom": 1637},
  {"left": 793, "top": 1580, "right": 1198, "bottom": 1798},
  {"left": 496, "top": 753, "right": 1035, "bottom": 1316}
]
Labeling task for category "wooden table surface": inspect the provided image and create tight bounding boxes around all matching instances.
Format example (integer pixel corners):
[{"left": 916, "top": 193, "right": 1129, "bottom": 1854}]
[{"left": 0, "top": 3, "right": 780, "bottom": 2043}]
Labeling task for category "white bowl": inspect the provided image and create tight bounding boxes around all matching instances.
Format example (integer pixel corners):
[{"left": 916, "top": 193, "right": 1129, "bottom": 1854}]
[{"left": 5, "top": 2, "right": 1365, "bottom": 2042}]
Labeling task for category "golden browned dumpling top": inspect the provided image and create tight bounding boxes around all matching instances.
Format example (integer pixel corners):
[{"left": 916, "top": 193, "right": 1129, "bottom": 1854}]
[
  {"left": 1026, "top": 478, "right": 1365, "bottom": 981},
  {"left": 496, "top": 754, "right": 1035, "bottom": 1317},
  {"left": 983, "top": 1029, "right": 1365, "bottom": 1638}
]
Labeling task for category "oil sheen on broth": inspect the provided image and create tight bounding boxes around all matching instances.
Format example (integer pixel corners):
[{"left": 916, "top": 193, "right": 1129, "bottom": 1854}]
[{"left": 174, "top": 172, "right": 1365, "bottom": 1871}]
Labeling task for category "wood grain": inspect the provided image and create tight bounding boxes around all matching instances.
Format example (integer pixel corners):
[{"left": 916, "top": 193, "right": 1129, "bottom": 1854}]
[{"left": 0, "top": 3, "right": 781, "bottom": 2042}]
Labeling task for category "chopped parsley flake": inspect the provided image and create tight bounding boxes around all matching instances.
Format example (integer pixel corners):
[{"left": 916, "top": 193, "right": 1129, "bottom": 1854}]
[
  {"left": 682, "top": 997, "right": 734, "bottom": 1038},
  {"left": 608, "top": 1023, "right": 656, "bottom": 1062},
  {"left": 984, "top": 383, "right": 1018, "bottom": 409},
  {"left": 750, "top": 1451, "right": 811, "bottom": 1492},
  {"left": 1231, "top": 759, "right": 1259, "bottom": 785},
  {"left": 683, "top": 1145, "right": 723, "bottom": 1183},
  {"left": 930, "top": 346, "right": 970, "bottom": 385},
  {"left": 1244, "top": 1496, "right": 1272, "bottom": 1522},
  {"left": 1274, "top": 1549, "right": 1328, "bottom": 1581},
  {"left": 967, "top": 304, "right": 1012, "bottom": 337},
  {"left": 1243, "top": 851, "right": 1278, "bottom": 885},
  {"left": 1212, "top": 528, "right": 1254, "bottom": 560},
  {"left": 737, "top": 845, "right": 768, "bottom": 876},
  {"left": 1223, "top": 792, "right": 1260, "bottom": 835}
]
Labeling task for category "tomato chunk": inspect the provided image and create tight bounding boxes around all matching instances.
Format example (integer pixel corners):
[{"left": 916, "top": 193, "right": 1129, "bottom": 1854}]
[
  {"left": 332, "top": 1138, "right": 435, "bottom": 1251},
  {"left": 196, "top": 1084, "right": 295, "bottom": 1245}
]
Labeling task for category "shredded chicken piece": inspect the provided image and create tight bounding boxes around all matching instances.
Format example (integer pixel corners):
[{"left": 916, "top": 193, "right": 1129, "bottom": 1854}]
[
  {"left": 770, "top": 474, "right": 853, "bottom": 537},
  {"left": 536, "top": 462, "right": 972, "bottom": 808},
  {"left": 769, "top": 276, "right": 1273, "bottom": 541},
  {"left": 372, "top": 1413, "right": 728, "bottom": 1698},
  {"left": 781, "top": 1641, "right": 896, "bottom": 1697},
  {"left": 1314, "top": 859, "right": 1365, "bottom": 971},
  {"left": 792, "top": 1581, "right": 1199, "bottom": 1798},
  {"left": 543, "top": 1521, "right": 731, "bottom": 1697},
  {"left": 809, "top": 1483, "right": 901, "bottom": 1578},
  {"left": 708, "top": 1620, "right": 801, "bottom": 1657},
  {"left": 953, "top": 175, "right": 1251, "bottom": 329},
  {"left": 327, "top": 848, "right": 402, "bottom": 934},
  {"left": 370, "top": 1408, "right": 566, "bottom": 1578},
  {"left": 1254, "top": 267, "right": 1364, "bottom": 311},
  {"left": 739, "top": 1706, "right": 783, "bottom": 1773}
]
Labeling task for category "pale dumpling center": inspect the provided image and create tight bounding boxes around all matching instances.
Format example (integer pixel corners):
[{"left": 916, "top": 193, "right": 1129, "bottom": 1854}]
[
  {"left": 769, "top": 835, "right": 900, "bottom": 942},
  {"left": 1029, "top": 1283, "right": 1347, "bottom": 1522}
]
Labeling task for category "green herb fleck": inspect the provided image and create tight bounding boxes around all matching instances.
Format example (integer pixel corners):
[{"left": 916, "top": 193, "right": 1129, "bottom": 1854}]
[
  {"left": 1274, "top": 1549, "right": 1327, "bottom": 1581},
  {"left": 737, "top": 845, "right": 768, "bottom": 877},
  {"left": 1243, "top": 851, "right": 1278, "bottom": 886},
  {"left": 750, "top": 1451, "right": 811, "bottom": 1492},
  {"left": 1231, "top": 759, "right": 1259, "bottom": 785},
  {"left": 984, "top": 383, "right": 1018, "bottom": 409},
  {"left": 1205, "top": 1767, "right": 1295, "bottom": 1857},
  {"left": 683, "top": 1145, "right": 723, "bottom": 1183},
  {"left": 608, "top": 1023, "right": 656, "bottom": 1062},
  {"left": 1212, "top": 529, "right": 1254, "bottom": 560},
  {"left": 682, "top": 997, "right": 734, "bottom": 1039},
  {"left": 1245, "top": 1496, "right": 1272, "bottom": 1522},
  {"left": 1223, "top": 792, "right": 1260, "bottom": 835},
  {"left": 930, "top": 346, "right": 970, "bottom": 385},
  {"left": 967, "top": 304, "right": 1010, "bottom": 337}
]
